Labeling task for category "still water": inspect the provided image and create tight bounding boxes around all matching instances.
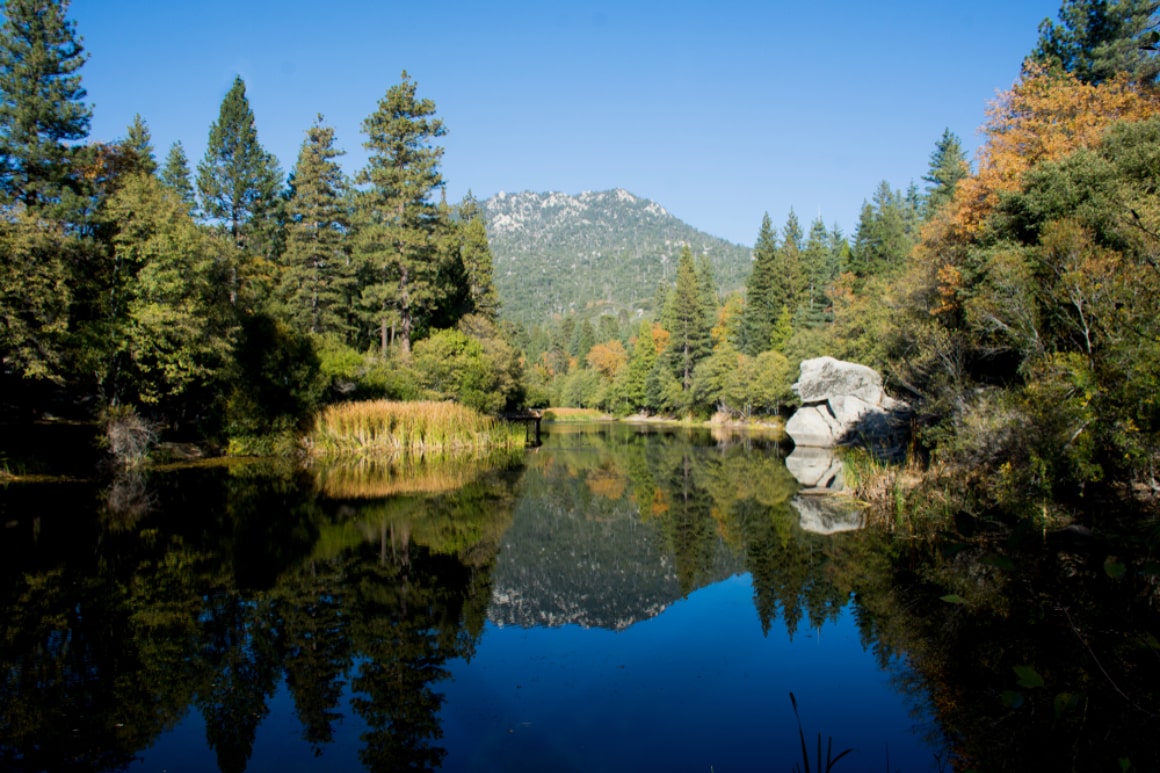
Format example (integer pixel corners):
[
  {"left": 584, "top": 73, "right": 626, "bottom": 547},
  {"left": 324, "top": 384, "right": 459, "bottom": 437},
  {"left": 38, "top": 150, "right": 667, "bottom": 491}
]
[{"left": 3, "top": 423, "right": 947, "bottom": 771}]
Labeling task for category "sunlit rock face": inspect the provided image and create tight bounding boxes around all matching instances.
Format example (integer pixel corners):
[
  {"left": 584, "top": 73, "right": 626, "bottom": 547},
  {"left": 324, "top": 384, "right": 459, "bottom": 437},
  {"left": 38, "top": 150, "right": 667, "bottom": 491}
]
[{"left": 786, "top": 357, "right": 909, "bottom": 450}]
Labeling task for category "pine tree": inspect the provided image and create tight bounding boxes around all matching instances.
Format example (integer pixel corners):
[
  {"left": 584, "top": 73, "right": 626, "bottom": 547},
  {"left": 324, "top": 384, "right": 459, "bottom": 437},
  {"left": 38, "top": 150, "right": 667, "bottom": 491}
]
[
  {"left": 455, "top": 194, "right": 500, "bottom": 321},
  {"left": 695, "top": 255, "right": 718, "bottom": 332},
  {"left": 923, "top": 128, "right": 969, "bottom": 216},
  {"left": 196, "top": 76, "right": 281, "bottom": 249},
  {"left": 160, "top": 141, "right": 195, "bottom": 213},
  {"left": 571, "top": 318, "right": 595, "bottom": 359},
  {"left": 279, "top": 115, "right": 353, "bottom": 338},
  {"left": 737, "top": 213, "right": 778, "bottom": 355},
  {"left": 770, "top": 209, "right": 805, "bottom": 318},
  {"left": 663, "top": 247, "right": 712, "bottom": 392},
  {"left": 123, "top": 113, "right": 156, "bottom": 177},
  {"left": 618, "top": 320, "right": 656, "bottom": 413},
  {"left": 1031, "top": 0, "right": 1160, "bottom": 84},
  {"left": 355, "top": 71, "right": 449, "bottom": 357},
  {"left": 850, "top": 181, "right": 915, "bottom": 278},
  {"left": 797, "top": 216, "right": 833, "bottom": 328},
  {"left": 0, "top": 0, "right": 91, "bottom": 211}
]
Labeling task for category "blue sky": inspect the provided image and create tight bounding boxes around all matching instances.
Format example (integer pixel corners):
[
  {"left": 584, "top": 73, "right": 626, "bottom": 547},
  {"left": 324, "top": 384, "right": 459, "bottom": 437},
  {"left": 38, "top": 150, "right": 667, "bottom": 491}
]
[{"left": 73, "top": 0, "right": 1062, "bottom": 246}]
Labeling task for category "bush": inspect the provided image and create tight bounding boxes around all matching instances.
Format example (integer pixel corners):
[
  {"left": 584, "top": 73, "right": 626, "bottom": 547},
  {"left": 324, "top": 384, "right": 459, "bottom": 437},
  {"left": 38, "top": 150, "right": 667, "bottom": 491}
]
[{"left": 100, "top": 404, "right": 157, "bottom": 468}]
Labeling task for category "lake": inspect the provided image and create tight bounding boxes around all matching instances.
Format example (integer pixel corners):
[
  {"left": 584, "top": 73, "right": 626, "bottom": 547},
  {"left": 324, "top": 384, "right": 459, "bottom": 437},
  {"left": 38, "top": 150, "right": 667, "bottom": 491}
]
[{"left": 3, "top": 422, "right": 1155, "bottom": 771}]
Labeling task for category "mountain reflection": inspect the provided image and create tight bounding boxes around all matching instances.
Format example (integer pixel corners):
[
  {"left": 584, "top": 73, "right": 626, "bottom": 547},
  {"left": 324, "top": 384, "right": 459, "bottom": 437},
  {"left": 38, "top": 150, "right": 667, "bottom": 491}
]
[{"left": 0, "top": 426, "right": 879, "bottom": 772}]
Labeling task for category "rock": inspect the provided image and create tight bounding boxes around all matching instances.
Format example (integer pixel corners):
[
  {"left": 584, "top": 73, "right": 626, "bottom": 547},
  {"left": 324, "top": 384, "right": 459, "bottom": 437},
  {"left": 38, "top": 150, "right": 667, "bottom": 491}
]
[
  {"left": 793, "top": 356, "right": 887, "bottom": 406},
  {"left": 786, "top": 357, "right": 910, "bottom": 449},
  {"left": 785, "top": 405, "right": 841, "bottom": 448}
]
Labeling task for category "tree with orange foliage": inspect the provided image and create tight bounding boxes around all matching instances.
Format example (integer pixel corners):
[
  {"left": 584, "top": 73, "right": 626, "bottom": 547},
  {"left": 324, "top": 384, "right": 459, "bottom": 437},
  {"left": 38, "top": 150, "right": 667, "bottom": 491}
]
[
  {"left": 950, "top": 64, "right": 1159, "bottom": 238},
  {"left": 585, "top": 339, "right": 627, "bottom": 379}
]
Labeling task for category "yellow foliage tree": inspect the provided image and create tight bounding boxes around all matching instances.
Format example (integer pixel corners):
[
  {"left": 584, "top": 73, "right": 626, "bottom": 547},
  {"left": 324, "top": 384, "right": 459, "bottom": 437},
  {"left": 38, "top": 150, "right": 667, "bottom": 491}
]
[
  {"left": 585, "top": 339, "right": 628, "bottom": 379},
  {"left": 953, "top": 64, "right": 1159, "bottom": 237}
]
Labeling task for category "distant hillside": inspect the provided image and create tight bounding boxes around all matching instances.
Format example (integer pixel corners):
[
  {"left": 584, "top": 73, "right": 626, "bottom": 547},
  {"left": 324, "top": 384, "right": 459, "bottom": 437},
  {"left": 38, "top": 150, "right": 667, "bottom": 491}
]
[{"left": 481, "top": 189, "right": 752, "bottom": 327}]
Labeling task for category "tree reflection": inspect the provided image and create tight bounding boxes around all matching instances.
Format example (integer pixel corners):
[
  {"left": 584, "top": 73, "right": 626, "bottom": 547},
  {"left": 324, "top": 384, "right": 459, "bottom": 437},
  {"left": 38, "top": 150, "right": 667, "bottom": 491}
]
[
  {"left": 13, "top": 427, "right": 1149, "bottom": 772},
  {"left": 0, "top": 455, "right": 521, "bottom": 773}
]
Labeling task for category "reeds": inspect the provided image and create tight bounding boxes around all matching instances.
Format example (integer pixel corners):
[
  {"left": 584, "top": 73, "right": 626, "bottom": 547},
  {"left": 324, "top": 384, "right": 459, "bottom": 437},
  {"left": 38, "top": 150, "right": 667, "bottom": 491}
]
[{"left": 304, "top": 400, "right": 524, "bottom": 460}]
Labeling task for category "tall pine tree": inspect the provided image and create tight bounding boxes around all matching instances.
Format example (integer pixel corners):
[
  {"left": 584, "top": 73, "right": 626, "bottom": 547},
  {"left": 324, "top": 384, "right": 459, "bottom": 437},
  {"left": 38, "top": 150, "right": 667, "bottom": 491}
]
[
  {"left": 196, "top": 76, "right": 281, "bottom": 249},
  {"left": 0, "top": 0, "right": 91, "bottom": 212},
  {"left": 663, "top": 247, "right": 713, "bottom": 393},
  {"left": 279, "top": 115, "right": 352, "bottom": 338},
  {"left": 355, "top": 71, "right": 449, "bottom": 357},
  {"left": 737, "top": 213, "right": 779, "bottom": 355},
  {"left": 197, "top": 76, "right": 281, "bottom": 306},
  {"left": 454, "top": 194, "right": 500, "bottom": 321},
  {"left": 770, "top": 209, "right": 805, "bottom": 320},
  {"left": 797, "top": 216, "right": 835, "bottom": 329}
]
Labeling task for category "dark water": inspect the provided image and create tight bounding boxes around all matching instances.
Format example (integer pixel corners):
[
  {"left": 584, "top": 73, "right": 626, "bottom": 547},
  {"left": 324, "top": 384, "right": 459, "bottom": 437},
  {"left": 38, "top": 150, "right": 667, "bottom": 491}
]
[{"left": 3, "top": 423, "right": 1157, "bottom": 771}]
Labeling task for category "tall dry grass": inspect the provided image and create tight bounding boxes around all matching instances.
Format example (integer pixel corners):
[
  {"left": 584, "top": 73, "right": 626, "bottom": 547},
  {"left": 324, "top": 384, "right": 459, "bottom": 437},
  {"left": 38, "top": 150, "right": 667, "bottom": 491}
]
[{"left": 304, "top": 400, "right": 524, "bottom": 460}]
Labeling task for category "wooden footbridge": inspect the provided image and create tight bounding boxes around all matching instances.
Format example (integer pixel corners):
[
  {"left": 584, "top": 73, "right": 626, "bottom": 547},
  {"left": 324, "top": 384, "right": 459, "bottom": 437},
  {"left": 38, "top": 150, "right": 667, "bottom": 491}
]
[{"left": 503, "top": 409, "right": 543, "bottom": 446}]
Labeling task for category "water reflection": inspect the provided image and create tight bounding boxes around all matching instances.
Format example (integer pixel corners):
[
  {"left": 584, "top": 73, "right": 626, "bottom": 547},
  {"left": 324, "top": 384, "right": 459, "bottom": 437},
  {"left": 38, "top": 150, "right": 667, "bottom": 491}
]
[
  {"left": 15, "top": 425, "right": 1155, "bottom": 770},
  {"left": 784, "top": 446, "right": 867, "bottom": 535}
]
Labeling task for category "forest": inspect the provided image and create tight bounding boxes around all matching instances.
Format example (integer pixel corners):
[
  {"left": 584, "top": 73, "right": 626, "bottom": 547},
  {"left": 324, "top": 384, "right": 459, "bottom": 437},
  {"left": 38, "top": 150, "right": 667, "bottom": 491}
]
[{"left": 3, "top": 0, "right": 1160, "bottom": 525}]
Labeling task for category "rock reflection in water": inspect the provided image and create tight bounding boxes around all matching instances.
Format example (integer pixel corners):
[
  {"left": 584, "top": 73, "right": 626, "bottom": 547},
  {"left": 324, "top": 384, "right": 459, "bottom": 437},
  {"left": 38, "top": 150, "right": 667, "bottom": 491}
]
[{"left": 785, "top": 446, "right": 866, "bottom": 534}]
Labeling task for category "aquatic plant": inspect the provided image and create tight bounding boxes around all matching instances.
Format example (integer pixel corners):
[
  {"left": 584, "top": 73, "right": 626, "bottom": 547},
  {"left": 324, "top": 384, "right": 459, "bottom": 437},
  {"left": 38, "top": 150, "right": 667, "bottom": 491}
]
[{"left": 790, "top": 691, "right": 853, "bottom": 773}]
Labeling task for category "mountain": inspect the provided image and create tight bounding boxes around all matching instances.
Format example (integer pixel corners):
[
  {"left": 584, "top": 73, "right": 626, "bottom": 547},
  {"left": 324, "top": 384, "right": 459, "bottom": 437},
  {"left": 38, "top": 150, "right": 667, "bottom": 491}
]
[{"left": 481, "top": 189, "right": 752, "bottom": 327}]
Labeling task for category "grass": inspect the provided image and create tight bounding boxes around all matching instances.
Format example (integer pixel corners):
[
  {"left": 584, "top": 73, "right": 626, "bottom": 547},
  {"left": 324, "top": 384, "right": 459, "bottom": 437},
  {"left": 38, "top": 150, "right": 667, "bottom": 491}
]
[
  {"left": 542, "top": 407, "right": 610, "bottom": 422},
  {"left": 304, "top": 400, "right": 525, "bottom": 460}
]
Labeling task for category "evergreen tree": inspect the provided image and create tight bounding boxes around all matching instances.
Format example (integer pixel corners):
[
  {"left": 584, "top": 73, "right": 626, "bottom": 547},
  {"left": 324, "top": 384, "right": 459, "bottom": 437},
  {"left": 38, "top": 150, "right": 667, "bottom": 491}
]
[
  {"left": 279, "top": 115, "right": 353, "bottom": 338},
  {"left": 849, "top": 181, "right": 915, "bottom": 278},
  {"left": 797, "top": 216, "right": 833, "bottom": 329},
  {"left": 695, "top": 255, "right": 719, "bottom": 332},
  {"left": 663, "top": 247, "right": 712, "bottom": 393},
  {"left": 355, "top": 71, "right": 449, "bottom": 357},
  {"left": 737, "top": 213, "right": 778, "bottom": 355},
  {"left": 770, "top": 209, "right": 805, "bottom": 317},
  {"left": 123, "top": 113, "right": 156, "bottom": 177},
  {"left": 923, "top": 128, "right": 969, "bottom": 215},
  {"left": 160, "top": 141, "right": 195, "bottom": 213},
  {"left": 571, "top": 318, "right": 595, "bottom": 360},
  {"left": 618, "top": 320, "right": 656, "bottom": 413},
  {"left": 1031, "top": 0, "right": 1160, "bottom": 84},
  {"left": 0, "top": 0, "right": 91, "bottom": 211},
  {"left": 196, "top": 76, "right": 281, "bottom": 251},
  {"left": 454, "top": 194, "right": 500, "bottom": 320}
]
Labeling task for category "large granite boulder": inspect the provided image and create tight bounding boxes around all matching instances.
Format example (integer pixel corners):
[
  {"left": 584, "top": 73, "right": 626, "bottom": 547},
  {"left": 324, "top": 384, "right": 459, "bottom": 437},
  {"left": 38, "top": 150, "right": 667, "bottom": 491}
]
[{"left": 786, "top": 357, "right": 909, "bottom": 449}]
